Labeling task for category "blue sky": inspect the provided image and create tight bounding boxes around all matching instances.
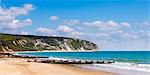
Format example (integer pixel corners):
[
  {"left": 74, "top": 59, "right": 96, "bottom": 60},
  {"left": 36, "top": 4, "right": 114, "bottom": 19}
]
[{"left": 0, "top": 0, "right": 149, "bottom": 51}]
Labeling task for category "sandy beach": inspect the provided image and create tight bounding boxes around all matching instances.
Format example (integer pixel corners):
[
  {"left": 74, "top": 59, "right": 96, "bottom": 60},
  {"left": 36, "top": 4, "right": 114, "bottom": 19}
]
[{"left": 0, "top": 58, "right": 115, "bottom": 75}]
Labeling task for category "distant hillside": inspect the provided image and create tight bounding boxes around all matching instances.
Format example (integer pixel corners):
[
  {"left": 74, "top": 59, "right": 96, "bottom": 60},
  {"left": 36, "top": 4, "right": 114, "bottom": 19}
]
[{"left": 0, "top": 33, "right": 99, "bottom": 52}]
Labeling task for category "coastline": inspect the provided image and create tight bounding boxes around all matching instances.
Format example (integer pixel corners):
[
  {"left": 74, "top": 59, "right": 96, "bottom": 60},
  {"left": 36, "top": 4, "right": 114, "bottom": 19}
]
[
  {"left": 1, "top": 51, "right": 150, "bottom": 75},
  {"left": 0, "top": 58, "right": 115, "bottom": 75},
  {"left": 15, "top": 50, "right": 99, "bottom": 53}
]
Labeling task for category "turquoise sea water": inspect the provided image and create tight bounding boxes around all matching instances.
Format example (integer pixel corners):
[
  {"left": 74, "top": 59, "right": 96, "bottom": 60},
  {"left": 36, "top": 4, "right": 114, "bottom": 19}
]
[
  {"left": 18, "top": 51, "right": 150, "bottom": 64},
  {"left": 17, "top": 51, "right": 150, "bottom": 75}
]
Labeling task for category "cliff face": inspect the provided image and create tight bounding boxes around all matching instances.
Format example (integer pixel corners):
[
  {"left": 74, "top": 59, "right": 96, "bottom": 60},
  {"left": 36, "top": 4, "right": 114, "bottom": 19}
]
[{"left": 0, "top": 33, "right": 99, "bottom": 52}]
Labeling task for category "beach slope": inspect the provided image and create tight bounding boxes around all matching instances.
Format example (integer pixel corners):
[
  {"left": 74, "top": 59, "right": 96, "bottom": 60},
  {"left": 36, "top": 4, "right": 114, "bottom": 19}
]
[{"left": 0, "top": 59, "right": 114, "bottom": 75}]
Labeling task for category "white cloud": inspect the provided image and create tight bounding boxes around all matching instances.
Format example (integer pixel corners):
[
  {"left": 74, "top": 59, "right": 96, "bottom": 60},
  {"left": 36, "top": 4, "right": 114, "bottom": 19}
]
[
  {"left": 0, "top": 4, "right": 34, "bottom": 16},
  {"left": 98, "top": 33, "right": 110, "bottom": 38},
  {"left": 53, "top": 20, "right": 150, "bottom": 50},
  {"left": 83, "top": 20, "right": 120, "bottom": 30},
  {"left": 107, "top": 20, "right": 119, "bottom": 27},
  {"left": 20, "top": 31, "right": 29, "bottom": 35},
  {"left": 22, "top": 18, "right": 32, "bottom": 25},
  {"left": 50, "top": 16, "right": 59, "bottom": 21},
  {"left": 70, "top": 31, "right": 84, "bottom": 36},
  {"left": 36, "top": 27, "right": 52, "bottom": 34},
  {"left": 0, "top": 18, "right": 32, "bottom": 29},
  {"left": 57, "top": 25, "right": 74, "bottom": 33},
  {"left": 146, "top": 31, "right": 150, "bottom": 37},
  {"left": 120, "top": 22, "right": 130, "bottom": 27},
  {"left": 24, "top": 4, "right": 34, "bottom": 12},
  {"left": 0, "top": 15, "right": 14, "bottom": 22},
  {"left": 83, "top": 21, "right": 102, "bottom": 28},
  {"left": 0, "top": 4, "right": 33, "bottom": 30},
  {"left": 62, "top": 19, "right": 80, "bottom": 25},
  {"left": 121, "top": 33, "right": 138, "bottom": 40},
  {"left": 140, "top": 22, "right": 150, "bottom": 29}
]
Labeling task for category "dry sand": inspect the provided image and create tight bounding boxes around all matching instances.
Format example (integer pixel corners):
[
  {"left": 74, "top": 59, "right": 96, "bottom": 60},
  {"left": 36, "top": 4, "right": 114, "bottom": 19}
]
[{"left": 0, "top": 58, "right": 115, "bottom": 75}]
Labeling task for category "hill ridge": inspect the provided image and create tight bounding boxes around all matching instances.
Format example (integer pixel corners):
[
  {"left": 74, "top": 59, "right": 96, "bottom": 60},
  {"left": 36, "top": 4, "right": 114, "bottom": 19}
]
[{"left": 0, "top": 33, "right": 99, "bottom": 52}]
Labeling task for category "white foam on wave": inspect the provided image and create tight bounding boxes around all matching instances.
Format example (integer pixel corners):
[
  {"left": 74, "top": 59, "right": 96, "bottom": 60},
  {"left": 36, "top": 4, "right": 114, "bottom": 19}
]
[
  {"left": 94, "top": 62, "right": 150, "bottom": 72},
  {"left": 48, "top": 57, "right": 69, "bottom": 61},
  {"left": 79, "top": 62, "right": 150, "bottom": 75},
  {"left": 116, "top": 62, "right": 150, "bottom": 72}
]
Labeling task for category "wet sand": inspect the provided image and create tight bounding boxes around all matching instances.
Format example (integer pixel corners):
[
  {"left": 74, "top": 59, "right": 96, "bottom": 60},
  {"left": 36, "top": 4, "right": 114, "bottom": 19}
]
[{"left": 0, "top": 58, "right": 115, "bottom": 75}]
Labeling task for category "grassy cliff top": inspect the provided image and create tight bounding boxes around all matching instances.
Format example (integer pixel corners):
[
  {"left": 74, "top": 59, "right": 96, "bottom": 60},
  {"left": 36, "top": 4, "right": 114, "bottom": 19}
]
[{"left": 0, "top": 33, "right": 99, "bottom": 52}]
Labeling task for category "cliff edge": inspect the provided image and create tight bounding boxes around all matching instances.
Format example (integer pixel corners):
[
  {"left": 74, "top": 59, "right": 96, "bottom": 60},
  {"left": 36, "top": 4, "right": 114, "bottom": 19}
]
[{"left": 0, "top": 33, "right": 99, "bottom": 52}]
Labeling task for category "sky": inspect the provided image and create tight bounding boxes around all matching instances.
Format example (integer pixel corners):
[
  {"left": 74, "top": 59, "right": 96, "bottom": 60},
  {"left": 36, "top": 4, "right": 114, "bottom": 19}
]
[{"left": 0, "top": 0, "right": 150, "bottom": 51}]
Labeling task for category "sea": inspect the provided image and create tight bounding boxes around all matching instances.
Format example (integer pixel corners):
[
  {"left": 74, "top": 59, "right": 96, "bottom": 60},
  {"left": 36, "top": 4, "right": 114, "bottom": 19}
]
[{"left": 17, "top": 51, "right": 150, "bottom": 75}]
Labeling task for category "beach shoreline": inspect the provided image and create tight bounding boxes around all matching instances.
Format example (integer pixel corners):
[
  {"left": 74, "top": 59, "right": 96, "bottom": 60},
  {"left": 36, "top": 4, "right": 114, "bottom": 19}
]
[
  {"left": 0, "top": 58, "right": 115, "bottom": 75},
  {"left": 1, "top": 51, "right": 150, "bottom": 75},
  {"left": 14, "top": 50, "right": 100, "bottom": 53}
]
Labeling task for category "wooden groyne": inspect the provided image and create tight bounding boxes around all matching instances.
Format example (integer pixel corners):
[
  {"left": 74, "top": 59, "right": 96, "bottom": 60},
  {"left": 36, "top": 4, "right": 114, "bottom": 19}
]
[
  {"left": 0, "top": 52, "right": 48, "bottom": 58},
  {"left": 27, "top": 58, "right": 115, "bottom": 64},
  {"left": 1, "top": 53, "right": 115, "bottom": 64},
  {"left": 12, "top": 55, "right": 49, "bottom": 58},
  {"left": 0, "top": 52, "right": 13, "bottom": 57}
]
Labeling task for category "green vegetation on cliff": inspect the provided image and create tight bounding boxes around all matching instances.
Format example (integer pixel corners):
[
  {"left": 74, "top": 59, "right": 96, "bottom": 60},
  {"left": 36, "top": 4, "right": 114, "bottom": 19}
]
[{"left": 0, "top": 33, "right": 99, "bottom": 52}]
